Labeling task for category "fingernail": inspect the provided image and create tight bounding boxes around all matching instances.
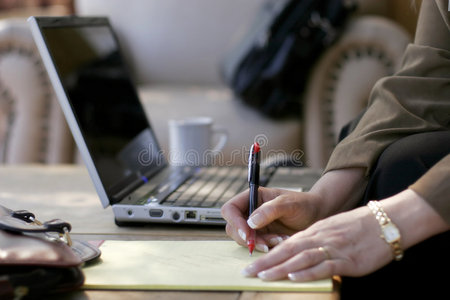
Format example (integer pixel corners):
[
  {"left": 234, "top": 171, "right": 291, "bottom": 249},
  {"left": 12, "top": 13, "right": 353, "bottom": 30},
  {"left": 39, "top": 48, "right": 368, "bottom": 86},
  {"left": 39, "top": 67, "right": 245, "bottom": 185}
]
[
  {"left": 269, "top": 236, "right": 283, "bottom": 246},
  {"left": 247, "top": 213, "right": 263, "bottom": 229},
  {"left": 288, "top": 272, "right": 303, "bottom": 281},
  {"left": 257, "top": 271, "right": 270, "bottom": 280},
  {"left": 238, "top": 229, "right": 246, "bottom": 242},
  {"left": 258, "top": 270, "right": 278, "bottom": 281},
  {"left": 256, "top": 244, "right": 269, "bottom": 253},
  {"left": 241, "top": 264, "right": 257, "bottom": 277}
]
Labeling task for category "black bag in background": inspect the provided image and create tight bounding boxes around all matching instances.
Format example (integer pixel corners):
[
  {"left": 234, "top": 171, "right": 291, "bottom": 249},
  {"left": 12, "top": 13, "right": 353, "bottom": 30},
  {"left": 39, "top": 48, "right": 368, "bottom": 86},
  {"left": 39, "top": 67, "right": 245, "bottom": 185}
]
[{"left": 221, "top": 0, "right": 356, "bottom": 118}]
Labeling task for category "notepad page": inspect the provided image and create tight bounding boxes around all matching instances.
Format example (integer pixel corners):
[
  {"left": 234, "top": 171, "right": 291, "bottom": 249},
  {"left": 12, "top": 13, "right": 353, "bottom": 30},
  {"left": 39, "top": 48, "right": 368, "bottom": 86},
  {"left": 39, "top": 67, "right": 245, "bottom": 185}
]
[{"left": 82, "top": 240, "right": 332, "bottom": 292}]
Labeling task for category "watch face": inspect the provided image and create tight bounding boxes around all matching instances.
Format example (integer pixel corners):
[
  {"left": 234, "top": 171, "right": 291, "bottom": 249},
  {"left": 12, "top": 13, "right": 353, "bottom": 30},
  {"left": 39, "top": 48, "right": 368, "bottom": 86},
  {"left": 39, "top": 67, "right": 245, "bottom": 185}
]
[{"left": 383, "top": 223, "right": 400, "bottom": 243}]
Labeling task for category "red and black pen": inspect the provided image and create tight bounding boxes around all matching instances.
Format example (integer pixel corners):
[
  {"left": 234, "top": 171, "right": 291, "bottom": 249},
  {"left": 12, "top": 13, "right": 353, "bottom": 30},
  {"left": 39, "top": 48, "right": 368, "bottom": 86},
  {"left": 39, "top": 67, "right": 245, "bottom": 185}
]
[{"left": 247, "top": 142, "right": 260, "bottom": 255}]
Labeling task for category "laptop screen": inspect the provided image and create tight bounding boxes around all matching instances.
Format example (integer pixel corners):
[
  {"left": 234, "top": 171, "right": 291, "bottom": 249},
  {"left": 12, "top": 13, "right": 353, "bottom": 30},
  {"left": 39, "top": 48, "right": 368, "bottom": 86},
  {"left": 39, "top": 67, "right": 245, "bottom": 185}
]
[{"left": 39, "top": 20, "right": 166, "bottom": 198}]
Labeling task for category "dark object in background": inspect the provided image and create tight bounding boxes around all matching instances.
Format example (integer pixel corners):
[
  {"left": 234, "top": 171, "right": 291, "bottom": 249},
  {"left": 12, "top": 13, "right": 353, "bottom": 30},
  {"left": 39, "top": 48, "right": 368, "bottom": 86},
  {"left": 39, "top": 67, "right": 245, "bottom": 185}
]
[{"left": 222, "top": 0, "right": 356, "bottom": 118}]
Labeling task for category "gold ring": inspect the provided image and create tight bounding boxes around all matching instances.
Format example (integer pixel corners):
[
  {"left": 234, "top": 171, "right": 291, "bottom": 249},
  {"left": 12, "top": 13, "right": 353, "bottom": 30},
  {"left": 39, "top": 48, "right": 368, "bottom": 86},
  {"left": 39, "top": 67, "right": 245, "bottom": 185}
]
[{"left": 318, "top": 246, "right": 331, "bottom": 260}]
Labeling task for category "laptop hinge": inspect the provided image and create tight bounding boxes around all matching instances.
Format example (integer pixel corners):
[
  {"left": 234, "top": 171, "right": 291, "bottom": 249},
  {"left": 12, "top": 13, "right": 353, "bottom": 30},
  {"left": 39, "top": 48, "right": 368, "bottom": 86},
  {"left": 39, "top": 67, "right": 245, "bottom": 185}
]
[{"left": 110, "top": 178, "right": 145, "bottom": 205}]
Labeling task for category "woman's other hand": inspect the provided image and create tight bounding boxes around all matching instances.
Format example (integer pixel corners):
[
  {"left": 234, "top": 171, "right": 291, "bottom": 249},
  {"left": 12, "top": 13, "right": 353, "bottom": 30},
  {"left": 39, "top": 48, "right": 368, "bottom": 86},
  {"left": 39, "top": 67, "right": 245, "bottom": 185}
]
[{"left": 221, "top": 187, "right": 321, "bottom": 252}]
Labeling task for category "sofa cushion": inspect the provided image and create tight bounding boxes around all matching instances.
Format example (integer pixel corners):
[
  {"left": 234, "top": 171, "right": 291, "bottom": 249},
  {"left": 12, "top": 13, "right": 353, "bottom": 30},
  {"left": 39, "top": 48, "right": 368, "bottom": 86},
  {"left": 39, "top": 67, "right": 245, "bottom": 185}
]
[{"left": 0, "top": 19, "right": 74, "bottom": 164}]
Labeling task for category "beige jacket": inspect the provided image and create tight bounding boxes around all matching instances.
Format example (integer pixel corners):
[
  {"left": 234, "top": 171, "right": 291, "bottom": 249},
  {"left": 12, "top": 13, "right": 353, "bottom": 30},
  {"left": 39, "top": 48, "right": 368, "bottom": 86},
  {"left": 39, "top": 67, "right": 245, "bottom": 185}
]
[{"left": 325, "top": 0, "right": 450, "bottom": 223}]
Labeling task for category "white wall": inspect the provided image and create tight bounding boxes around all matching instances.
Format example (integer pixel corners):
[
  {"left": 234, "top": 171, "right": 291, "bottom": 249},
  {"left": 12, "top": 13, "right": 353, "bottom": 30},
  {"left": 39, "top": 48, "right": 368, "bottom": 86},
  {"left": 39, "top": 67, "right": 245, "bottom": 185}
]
[{"left": 75, "top": 0, "right": 266, "bottom": 86}]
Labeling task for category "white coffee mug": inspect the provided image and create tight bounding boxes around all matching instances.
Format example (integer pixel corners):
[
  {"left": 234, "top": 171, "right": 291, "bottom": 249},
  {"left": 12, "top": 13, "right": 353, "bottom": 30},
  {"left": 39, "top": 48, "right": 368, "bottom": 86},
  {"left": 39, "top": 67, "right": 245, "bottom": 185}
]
[{"left": 168, "top": 117, "right": 228, "bottom": 166}]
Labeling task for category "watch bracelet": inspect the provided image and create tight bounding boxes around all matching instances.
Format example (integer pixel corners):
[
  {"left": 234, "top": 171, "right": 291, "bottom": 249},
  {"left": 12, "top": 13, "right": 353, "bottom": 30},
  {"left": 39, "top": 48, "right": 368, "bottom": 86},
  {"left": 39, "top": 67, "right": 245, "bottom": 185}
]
[{"left": 367, "top": 201, "right": 403, "bottom": 261}]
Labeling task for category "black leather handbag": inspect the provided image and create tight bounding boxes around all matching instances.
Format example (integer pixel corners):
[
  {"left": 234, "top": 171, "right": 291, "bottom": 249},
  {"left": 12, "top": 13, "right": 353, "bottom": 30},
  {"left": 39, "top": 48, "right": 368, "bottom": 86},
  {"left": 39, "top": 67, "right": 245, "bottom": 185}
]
[{"left": 222, "top": 0, "right": 355, "bottom": 118}]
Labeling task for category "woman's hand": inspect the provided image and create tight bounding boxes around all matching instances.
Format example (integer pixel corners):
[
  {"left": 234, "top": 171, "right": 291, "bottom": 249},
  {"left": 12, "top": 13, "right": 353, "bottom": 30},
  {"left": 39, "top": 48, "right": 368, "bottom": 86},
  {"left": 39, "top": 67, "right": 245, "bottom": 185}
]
[
  {"left": 221, "top": 168, "right": 368, "bottom": 252},
  {"left": 240, "top": 189, "right": 450, "bottom": 282},
  {"left": 241, "top": 205, "right": 392, "bottom": 281},
  {"left": 221, "top": 187, "right": 322, "bottom": 252}
]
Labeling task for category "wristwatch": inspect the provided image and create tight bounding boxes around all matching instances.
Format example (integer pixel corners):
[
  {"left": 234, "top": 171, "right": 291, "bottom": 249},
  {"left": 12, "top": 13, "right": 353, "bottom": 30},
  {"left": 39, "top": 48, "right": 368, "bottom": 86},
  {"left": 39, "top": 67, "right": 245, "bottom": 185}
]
[{"left": 367, "top": 201, "right": 403, "bottom": 261}]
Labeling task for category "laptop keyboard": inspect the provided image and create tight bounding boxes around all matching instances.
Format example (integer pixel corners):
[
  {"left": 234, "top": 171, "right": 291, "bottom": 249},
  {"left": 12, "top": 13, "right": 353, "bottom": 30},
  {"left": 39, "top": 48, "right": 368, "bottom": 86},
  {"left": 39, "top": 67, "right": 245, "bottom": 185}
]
[{"left": 162, "top": 167, "right": 248, "bottom": 208}]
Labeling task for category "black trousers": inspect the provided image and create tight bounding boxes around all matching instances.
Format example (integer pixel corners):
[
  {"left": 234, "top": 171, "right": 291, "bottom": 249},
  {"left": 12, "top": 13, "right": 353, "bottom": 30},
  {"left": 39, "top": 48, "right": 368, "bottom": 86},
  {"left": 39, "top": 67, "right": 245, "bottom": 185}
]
[{"left": 340, "top": 131, "right": 450, "bottom": 300}]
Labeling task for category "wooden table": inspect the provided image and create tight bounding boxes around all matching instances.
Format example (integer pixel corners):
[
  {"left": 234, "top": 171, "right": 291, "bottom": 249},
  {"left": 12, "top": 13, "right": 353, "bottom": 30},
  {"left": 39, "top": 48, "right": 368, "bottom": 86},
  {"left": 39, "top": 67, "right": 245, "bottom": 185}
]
[{"left": 0, "top": 165, "right": 339, "bottom": 300}]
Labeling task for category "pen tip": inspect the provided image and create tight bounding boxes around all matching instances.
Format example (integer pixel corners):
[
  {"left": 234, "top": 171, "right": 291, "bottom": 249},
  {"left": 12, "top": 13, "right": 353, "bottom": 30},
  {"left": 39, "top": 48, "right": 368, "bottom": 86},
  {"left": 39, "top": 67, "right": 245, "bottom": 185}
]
[{"left": 248, "top": 241, "right": 255, "bottom": 256}]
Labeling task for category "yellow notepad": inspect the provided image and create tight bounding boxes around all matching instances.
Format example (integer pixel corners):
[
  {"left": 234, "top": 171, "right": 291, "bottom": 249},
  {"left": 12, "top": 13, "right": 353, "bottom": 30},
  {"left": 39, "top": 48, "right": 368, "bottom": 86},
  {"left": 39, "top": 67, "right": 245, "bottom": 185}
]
[{"left": 82, "top": 240, "right": 332, "bottom": 292}]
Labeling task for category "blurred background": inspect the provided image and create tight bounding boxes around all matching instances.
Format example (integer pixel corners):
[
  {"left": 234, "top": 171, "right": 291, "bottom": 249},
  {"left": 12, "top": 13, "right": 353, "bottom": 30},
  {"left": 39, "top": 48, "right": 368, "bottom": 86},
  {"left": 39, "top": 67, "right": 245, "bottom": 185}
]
[
  {"left": 0, "top": 0, "right": 421, "bottom": 168},
  {"left": 0, "top": 0, "right": 421, "bottom": 34},
  {"left": 0, "top": 0, "right": 74, "bottom": 17}
]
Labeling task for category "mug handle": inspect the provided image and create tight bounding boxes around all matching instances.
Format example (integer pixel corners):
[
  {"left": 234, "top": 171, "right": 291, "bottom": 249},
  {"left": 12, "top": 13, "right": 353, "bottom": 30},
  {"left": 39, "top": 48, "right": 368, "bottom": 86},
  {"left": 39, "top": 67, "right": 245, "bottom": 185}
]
[{"left": 211, "top": 127, "right": 228, "bottom": 154}]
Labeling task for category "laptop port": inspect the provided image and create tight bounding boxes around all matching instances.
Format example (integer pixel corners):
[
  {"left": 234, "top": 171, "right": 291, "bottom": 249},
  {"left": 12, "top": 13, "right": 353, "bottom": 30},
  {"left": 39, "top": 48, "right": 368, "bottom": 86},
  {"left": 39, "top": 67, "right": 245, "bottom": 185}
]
[
  {"left": 200, "top": 215, "right": 224, "bottom": 222},
  {"left": 149, "top": 209, "right": 163, "bottom": 218},
  {"left": 185, "top": 211, "right": 197, "bottom": 220},
  {"left": 172, "top": 212, "right": 180, "bottom": 221}
]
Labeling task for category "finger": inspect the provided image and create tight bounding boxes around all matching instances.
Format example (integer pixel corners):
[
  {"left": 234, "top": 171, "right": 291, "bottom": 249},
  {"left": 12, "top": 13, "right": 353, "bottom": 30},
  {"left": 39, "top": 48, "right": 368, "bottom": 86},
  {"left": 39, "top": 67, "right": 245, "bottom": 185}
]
[
  {"left": 221, "top": 190, "right": 252, "bottom": 238},
  {"left": 225, "top": 223, "right": 246, "bottom": 247},
  {"left": 288, "top": 259, "right": 337, "bottom": 282},
  {"left": 247, "top": 192, "right": 295, "bottom": 229},
  {"left": 221, "top": 189, "right": 250, "bottom": 223},
  {"left": 254, "top": 242, "right": 269, "bottom": 253},
  {"left": 264, "top": 234, "right": 285, "bottom": 247},
  {"left": 254, "top": 233, "right": 286, "bottom": 248},
  {"left": 242, "top": 238, "right": 314, "bottom": 277},
  {"left": 256, "top": 247, "right": 330, "bottom": 281},
  {"left": 225, "top": 223, "right": 269, "bottom": 254}
]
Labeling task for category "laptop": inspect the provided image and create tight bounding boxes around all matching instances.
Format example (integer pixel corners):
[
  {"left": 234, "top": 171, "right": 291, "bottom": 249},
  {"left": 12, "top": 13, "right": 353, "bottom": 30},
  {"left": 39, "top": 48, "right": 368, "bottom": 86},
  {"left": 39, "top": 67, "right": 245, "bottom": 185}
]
[{"left": 28, "top": 16, "right": 321, "bottom": 226}]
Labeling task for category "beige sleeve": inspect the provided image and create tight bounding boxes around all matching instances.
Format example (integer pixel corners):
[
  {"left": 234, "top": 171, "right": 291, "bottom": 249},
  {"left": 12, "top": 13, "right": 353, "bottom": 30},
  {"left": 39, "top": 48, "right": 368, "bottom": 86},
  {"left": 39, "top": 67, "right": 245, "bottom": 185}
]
[{"left": 324, "top": 0, "right": 450, "bottom": 220}]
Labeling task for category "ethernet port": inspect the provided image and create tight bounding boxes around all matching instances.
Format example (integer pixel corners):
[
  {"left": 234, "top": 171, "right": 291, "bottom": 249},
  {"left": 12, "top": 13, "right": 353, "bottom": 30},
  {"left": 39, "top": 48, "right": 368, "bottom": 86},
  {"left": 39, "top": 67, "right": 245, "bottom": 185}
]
[{"left": 185, "top": 211, "right": 197, "bottom": 220}]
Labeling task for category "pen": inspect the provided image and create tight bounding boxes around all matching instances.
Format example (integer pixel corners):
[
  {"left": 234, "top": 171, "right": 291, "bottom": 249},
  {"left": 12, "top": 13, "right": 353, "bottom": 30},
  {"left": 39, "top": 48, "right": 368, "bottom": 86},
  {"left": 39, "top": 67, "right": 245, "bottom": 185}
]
[{"left": 247, "top": 142, "right": 260, "bottom": 255}]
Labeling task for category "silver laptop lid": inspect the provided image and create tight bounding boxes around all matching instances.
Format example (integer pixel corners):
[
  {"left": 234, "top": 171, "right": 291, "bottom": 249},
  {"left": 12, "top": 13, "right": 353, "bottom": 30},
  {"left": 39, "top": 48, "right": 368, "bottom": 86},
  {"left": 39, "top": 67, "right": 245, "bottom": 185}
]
[{"left": 29, "top": 16, "right": 166, "bottom": 208}]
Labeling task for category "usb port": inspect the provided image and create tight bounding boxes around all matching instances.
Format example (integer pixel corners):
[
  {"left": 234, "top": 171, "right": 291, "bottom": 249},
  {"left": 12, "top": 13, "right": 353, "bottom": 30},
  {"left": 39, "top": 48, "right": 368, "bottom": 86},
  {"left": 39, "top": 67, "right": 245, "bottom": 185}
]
[{"left": 185, "top": 211, "right": 197, "bottom": 219}]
